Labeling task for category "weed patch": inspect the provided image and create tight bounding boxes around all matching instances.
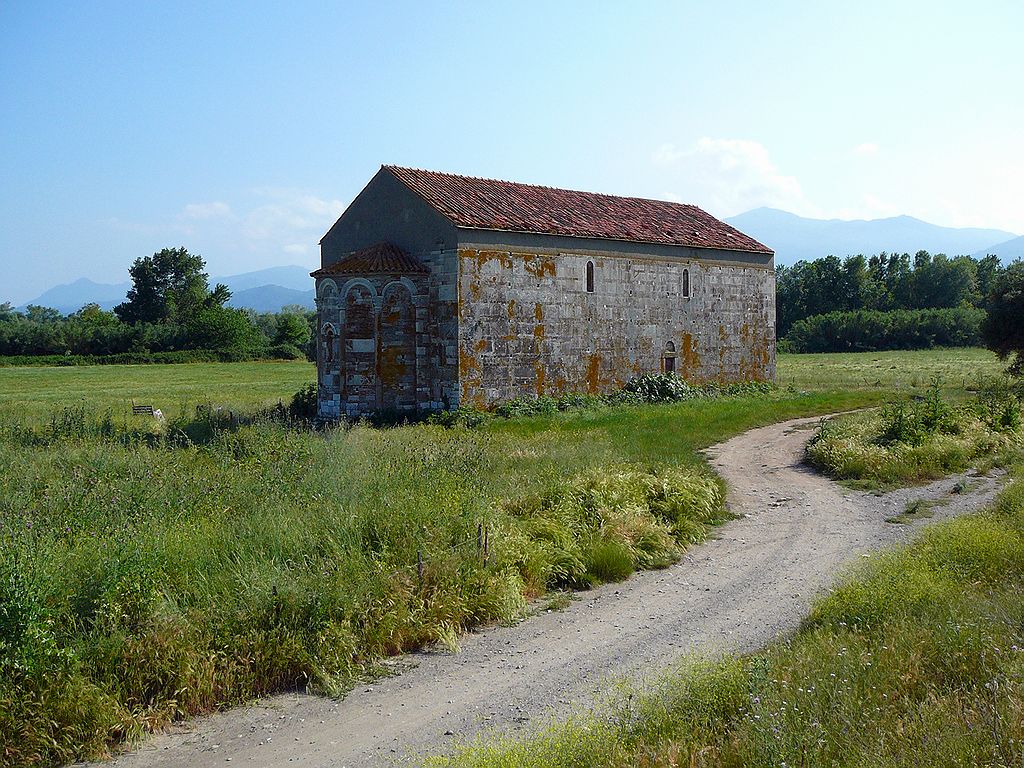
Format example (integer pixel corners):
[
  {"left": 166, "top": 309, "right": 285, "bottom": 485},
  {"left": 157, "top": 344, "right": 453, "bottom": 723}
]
[
  {"left": 806, "top": 382, "right": 1023, "bottom": 487},
  {"left": 886, "top": 497, "right": 948, "bottom": 524}
]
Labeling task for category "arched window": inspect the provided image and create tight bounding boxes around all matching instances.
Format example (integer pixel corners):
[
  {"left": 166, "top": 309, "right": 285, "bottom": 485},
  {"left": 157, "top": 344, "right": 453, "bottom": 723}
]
[
  {"left": 682, "top": 268, "right": 690, "bottom": 298},
  {"left": 663, "top": 341, "right": 677, "bottom": 374},
  {"left": 586, "top": 261, "right": 595, "bottom": 293},
  {"left": 322, "top": 323, "right": 336, "bottom": 364}
]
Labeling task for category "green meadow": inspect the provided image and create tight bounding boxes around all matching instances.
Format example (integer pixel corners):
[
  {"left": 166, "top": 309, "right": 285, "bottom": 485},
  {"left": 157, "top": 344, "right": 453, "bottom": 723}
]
[
  {"left": 0, "top": 360, "right": 315, "bottom": 422},
  {"left": 0, "top": 348, "right": 1014, "bottom": 766},
  {"left": 0, "top": 348, "right": 1004, "bottom": 421}
]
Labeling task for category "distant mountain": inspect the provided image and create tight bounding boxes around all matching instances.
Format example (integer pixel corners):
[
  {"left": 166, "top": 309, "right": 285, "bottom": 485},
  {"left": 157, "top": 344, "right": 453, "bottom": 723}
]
[
  {"left": 18, "top": 277, "right": 131, "bottom": 314},
  {"left": 18, "top": 265, "right": 317, "bottom": 315},
  {"left": 227, "top": 284, "right": 315, "bottom": 313},
  {"left": 972, "top": 234, "right": 1024, "bottom": 262},
  {"left": 725, "top": 208, "right": 1018, "bottom": 266},
  {"left": 215, "top": 265, "right": 314, "bottom": 293}
]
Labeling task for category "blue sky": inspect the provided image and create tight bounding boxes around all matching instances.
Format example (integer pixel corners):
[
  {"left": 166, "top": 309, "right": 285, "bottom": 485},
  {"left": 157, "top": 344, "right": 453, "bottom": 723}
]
[{"left": 2, "top": 1, "right": 1022, "bottom": 304}]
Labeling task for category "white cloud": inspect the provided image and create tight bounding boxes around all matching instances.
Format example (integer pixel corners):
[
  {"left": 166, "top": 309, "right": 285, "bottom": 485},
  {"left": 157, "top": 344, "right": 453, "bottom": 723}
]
[
  {"left": 104, "top": 188, "right": 346, "bottom": 275},
  {"left": 651, "top": 137, "right": 816, "bottom": 218},
  {"left": 853, "top": 142, "right": 880, "bottom": 157},
  {"left": 242, "top": 188, "right": 346, "bottom": 245},
  {"left": 181, "top": 201, "right": 232, "bottom": 220}
]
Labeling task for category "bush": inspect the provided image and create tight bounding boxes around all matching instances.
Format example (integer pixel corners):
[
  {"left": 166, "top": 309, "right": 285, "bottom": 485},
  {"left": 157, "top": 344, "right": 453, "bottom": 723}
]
[
  {"left": 289, "top": 383, "right": 319, "bottom": 420},
  {"left": 426, "top": 406, "right": 493, "bottom": 428},
  {"left": 268, "top": 343, "right": 305, "bottom": 360},
  {"left": 784, "top": 307, "right": 985, "bottom": 353},
  {"left": 975, "top": 377, "right": 1024, "bottom": 433},
  {"left": 621, "top": 373, "right": 704, "bottom": 403}
]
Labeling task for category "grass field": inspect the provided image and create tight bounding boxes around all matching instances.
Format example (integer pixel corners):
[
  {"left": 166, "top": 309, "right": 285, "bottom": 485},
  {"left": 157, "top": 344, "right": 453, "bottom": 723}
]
[
  {"left": 0, "top": 347, "right": 1005, "bottom": 424},
  {"left": 777, "top": 347, "right": 1004, "bottom": 392},
  {"left": 0, "top": 360, "right": 315, "bottom": 421},
  {"left": 0, "top": 348, "right": 1013, "bottom": 766}
]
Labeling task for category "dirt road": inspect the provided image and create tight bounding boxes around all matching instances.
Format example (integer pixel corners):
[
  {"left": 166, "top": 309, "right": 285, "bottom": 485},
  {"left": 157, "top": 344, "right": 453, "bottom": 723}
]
[{"left": 101, "top": 415, "right": 1004, "bottom": 768}]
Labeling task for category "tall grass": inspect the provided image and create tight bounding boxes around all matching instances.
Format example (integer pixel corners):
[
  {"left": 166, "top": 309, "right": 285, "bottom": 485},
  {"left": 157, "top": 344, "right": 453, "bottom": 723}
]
[
  {"left": 2, "top": 350, "right": 997, "bottom": 765},
  {"left": 0, "top": 384, "right": 875, "bottom": 767},
  {"left": 432, "top": 463, "right": 1024, "bottom": 768},
  {"left": 806, "top": 382, "right": 1023, "bottom": 487}
]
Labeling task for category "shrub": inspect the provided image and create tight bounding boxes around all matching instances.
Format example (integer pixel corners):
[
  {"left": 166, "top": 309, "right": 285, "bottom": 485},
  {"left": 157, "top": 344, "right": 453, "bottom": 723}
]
[
  {"left": 289, "top": 383, "right": 319, "bottom": 420},
  {"left": 784, "top": 306, "right": 985, "bottom": 353},
  {"left": 268, "top": 343, "right": 305, "bottom": 360},
  {"left": 622, "top": 373, "right": 703, "bottom": 403},
  {"left": 426, "top": 406, "right": 493, "bottom": 428}
]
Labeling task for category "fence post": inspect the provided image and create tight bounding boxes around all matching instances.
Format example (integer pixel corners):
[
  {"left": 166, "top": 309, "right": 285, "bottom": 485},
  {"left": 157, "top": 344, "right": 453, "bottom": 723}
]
[
  {"left": 477, "top": 522, "right": 483, "bottom": 554},
  {"left": 483, "top": 524, "right": 489, "bottom": 565},
  {"left": 417, "top": 550, "right": 423, "bottom": 582}
]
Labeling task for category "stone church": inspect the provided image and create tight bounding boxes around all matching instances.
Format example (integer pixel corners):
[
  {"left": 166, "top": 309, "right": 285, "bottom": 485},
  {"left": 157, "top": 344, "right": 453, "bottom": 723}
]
[{"left": 312, "top": 166, "right": 775, "bottom": 419}]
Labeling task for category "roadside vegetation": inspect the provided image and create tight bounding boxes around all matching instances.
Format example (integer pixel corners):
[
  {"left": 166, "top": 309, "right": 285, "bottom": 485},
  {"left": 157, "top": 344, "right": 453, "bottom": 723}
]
[
  {"left": 806, "top": 379, "right": 1023, "bottom": 487},
  {"left": 0, "top": 349, "right": 1016, "bottom": 765},
  {"left": 429, "top": 460, "right": 1024, "bottom": 768},
  {"left": 0, "top": 365, "right": 880, "bottom": 767}
]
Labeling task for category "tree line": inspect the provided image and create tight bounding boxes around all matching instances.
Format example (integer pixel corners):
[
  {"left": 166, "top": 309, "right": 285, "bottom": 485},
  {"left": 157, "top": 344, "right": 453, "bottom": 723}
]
[
  {"left": 778, "top": 251, "right": 1021, "bottom": 360},
  {"left": 0, "top": 248, "right": 314, "bottom": 364},
  {"left": 4, "top": 246, "right": 1022, "bottom": 373}
]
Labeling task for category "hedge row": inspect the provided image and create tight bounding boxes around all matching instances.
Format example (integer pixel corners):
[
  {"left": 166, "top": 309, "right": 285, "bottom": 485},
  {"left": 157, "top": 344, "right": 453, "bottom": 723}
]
[
  {"left": 0, "top": 345, "right": 307, "bottom": 367},
  {"left": 781, "top": 306, "right": 985, "bottom": 353}
]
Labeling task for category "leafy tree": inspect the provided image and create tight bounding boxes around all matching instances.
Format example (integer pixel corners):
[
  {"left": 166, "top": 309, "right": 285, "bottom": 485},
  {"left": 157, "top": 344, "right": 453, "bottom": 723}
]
[
  {"left": 115, "top": 247, "right": 230, "bottom": 325},
  {"left": 186, "top": 305, "right": 265, "bottom": 353},
  {"left": 983, "top": 261, "right": 1024, "bottom": 374},
  {"left": 274, "top": 312, "right": 311, "bottom": 348},
  {"left": 0, "top": 302, "right": 13, "bottom": 322},
  {"left": 24, "top": 305, "right": 62, "bottom": 324},
  {"left": 70, "top": 303, "right": 119, "bottom": 327},
  {"left": 910, "top": 252, "right": 977, "bottom": 309},
  {"left": 975, "top": 254, "right": 1004, "bottom": 311}
]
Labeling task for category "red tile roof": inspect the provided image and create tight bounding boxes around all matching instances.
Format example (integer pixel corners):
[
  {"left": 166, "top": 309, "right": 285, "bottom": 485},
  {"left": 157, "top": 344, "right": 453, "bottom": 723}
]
[
  {"left": 311, "top": 241, "right": 429, "bottom": 277},
  {"left": 385, "top": 165, "right": 773, "bottom": 255}
]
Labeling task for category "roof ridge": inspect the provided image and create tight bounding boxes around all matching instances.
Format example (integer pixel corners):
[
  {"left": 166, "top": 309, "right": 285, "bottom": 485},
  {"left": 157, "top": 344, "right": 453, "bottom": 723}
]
[
  {"left": 379, "top": 166, "right": 773, "bottom": 255},
  {"left": 383, "top": 164, "right": 702, "bottom": 211}
]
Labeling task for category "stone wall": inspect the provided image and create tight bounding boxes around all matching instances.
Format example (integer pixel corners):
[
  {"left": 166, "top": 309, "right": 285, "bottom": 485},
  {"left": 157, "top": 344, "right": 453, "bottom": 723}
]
[
  {"left": 315, "top": 249, "right": 461, "bottom": 419},
  {"left": 455, "top": 247, "right": 775, "bottom": 407}
]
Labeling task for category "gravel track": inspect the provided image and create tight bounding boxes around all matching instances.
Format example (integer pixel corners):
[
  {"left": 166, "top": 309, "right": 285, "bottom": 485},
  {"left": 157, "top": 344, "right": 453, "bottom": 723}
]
[{"left": 98, "top": 414, "right": 1004, "bottom": 768}]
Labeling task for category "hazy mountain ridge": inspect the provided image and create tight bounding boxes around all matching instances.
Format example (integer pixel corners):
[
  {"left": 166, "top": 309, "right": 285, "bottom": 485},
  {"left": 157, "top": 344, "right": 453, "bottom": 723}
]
[
  {"left": 725, "top": 208, "right": 1018, "bottom": 266},
  {"left": 226, "top": 285, "right": 315, "bottom": 312},
  {"left": 972, "top": 234, "right": 1024, "bottom": 262},
  {"left": 15, "top": 210, "right": 1023, "bottom": 313},
  {"left": 16, "top": 265, "right": 316, "bottom": 314}
]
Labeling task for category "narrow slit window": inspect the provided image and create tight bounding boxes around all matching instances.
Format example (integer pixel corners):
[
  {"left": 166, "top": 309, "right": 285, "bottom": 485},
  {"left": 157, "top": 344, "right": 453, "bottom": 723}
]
[
  {"left": 682, "top": 268, "right": 690, "bottom": 298},
  {"left": 322, "top": 324, "right": 336, "bottom": 364},
  {"left": 663, "top": 341, "right": 677, "bottom": 374},
  {"left": 586, "top": 261, "right": 595, "bottom": 293}
]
